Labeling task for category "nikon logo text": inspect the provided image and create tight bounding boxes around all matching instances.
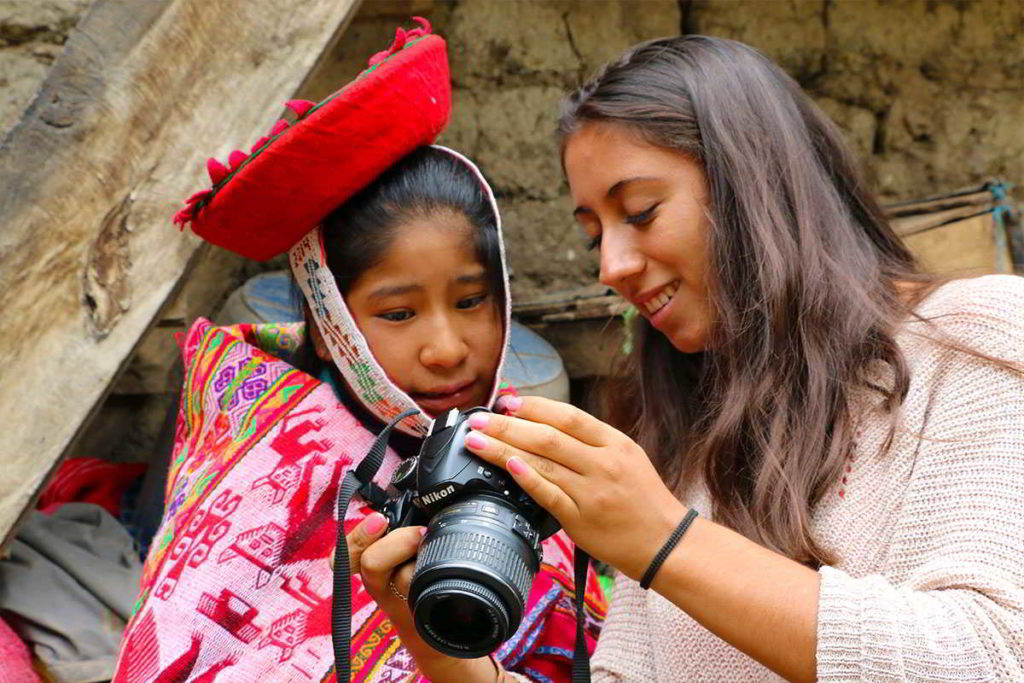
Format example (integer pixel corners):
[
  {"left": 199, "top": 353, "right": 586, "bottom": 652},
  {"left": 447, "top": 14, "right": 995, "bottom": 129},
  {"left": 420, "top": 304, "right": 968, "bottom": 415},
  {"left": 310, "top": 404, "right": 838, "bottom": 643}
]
[{"left": 420, "top": 485, "right": 455, "bottom": 506}]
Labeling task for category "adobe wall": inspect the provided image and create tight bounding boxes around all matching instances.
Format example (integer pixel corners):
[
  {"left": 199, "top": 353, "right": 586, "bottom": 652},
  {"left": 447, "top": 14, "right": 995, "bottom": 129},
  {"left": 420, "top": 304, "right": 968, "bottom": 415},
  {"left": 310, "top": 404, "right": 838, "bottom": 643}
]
[{"left": 4, "top": 0, "right": 1020, "bottom": 462}]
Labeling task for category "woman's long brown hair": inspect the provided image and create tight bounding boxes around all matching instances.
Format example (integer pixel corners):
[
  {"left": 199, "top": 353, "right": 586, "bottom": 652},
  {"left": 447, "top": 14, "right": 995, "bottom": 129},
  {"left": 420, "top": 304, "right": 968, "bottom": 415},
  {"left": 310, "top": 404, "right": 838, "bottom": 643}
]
[{"left": 558, "top": 36, "right": 941, "bottom": 566}]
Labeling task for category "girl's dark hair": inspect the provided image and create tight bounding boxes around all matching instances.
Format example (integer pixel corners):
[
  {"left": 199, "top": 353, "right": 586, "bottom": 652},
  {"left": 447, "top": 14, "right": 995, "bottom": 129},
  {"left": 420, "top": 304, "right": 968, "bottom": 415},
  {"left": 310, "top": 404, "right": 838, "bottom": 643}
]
[
  {"left": 324, "top": 146, "right": 502, "bottom": 299},
  {"left": 559, "top": 35, "right": 936, "bottom": 566},
  {"left": 292, "top": 146, "right": 503, "bottom": 374}
]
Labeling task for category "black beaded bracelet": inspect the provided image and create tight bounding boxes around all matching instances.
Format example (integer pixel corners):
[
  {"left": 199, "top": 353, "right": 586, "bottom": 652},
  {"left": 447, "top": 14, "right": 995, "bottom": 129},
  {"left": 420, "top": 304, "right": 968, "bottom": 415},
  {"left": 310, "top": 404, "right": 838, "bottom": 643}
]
[{"left": 639, "top": 508, "right": 699, "bottom": 590}]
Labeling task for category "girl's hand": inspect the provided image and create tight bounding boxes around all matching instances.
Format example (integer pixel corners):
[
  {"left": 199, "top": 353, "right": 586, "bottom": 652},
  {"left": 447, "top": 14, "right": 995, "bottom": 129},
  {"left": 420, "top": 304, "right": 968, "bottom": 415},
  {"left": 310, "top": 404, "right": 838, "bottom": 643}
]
[
  {"left": 336, "top": 513, "right": 501, "bottom": 683},
  {"left": 339, "top": 512, "right": 422, "bottom": 633},
  {"left": 465, "top": 396, "right": 688, "bottom": 581}
]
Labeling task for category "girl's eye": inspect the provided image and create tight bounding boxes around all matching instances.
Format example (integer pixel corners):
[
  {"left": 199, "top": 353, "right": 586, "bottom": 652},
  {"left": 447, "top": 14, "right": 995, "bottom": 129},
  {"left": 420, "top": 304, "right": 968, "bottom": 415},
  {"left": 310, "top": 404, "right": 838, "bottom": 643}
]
[
  {"left": 624, "top": 203, "right": 660, "bottom": 225},
  {"left": 377, "top": 310, "right": 413, "bottom": 322},
  {"left": 456, "top": 294, "right": 488, "bottom": 310},
  {"left": 586, "top": 235, "right": 602, "bottom": 252}
]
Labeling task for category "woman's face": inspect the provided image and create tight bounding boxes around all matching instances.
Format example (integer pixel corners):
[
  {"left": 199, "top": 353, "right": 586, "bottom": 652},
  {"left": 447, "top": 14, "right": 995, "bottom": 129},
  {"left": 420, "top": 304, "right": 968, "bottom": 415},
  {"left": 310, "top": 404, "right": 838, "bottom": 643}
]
[
  {"left": 564, "top": 122, "right": 713, "bottom": 353},
  {"left": 342, "top": 211, "right": 503, "bottom": 417}
]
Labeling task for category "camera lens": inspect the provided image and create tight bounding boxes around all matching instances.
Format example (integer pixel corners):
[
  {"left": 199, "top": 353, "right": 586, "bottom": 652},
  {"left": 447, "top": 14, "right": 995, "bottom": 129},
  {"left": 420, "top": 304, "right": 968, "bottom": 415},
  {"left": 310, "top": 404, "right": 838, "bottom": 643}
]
[
  {"left": 409, "top": 495, "right": 540, "bottom": 658},
  {"left": 414, "top": 579, "right": 508, "bottom": 655},
  {"left": 435, "top": 592, "right": 493, "bottom": 639}
]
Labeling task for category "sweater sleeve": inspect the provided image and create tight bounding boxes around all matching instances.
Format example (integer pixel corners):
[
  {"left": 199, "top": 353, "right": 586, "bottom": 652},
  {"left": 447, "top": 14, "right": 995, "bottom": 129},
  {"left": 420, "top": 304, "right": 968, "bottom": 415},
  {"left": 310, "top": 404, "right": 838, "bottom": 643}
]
[
  {"left": 816, "top": 275, "right": 1024, "bottom": 682},
  {"left": 590, "top": 572, "right": 657, "bottom": 681}
]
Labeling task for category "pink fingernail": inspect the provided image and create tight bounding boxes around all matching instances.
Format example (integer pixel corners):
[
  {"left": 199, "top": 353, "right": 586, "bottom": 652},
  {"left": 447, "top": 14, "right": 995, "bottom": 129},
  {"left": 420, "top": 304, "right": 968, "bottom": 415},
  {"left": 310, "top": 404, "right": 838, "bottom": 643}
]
[
  {"left": 364, "top": 513, "right": 388, "bottom": 535},
  {"left": 465, "top": 432, "right": 488, "bottom": 450},
  {"left": 419, "top": 527, "right": 428, "bottom": 536},
  {"left": 507, "top": 456, "right": 528, "bottom": 476},
  {"left": 467, "top": 413, "right": 489, "bottom": 430},
  {"left": 496, "top": 396, "right": 523, "bottom": 414}
]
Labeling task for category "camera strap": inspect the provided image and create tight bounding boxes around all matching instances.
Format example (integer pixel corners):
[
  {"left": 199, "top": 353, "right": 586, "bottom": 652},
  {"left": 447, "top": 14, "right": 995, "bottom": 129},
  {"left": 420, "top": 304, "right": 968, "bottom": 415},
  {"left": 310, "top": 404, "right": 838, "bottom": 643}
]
[
  {"left": 333, "top": 408, "right": 419, "bottom": 682},
  {"left": 331, "top": 408, "right": 593, "bottom": 682},
  {"left": 572, "top": 548, "right": 592, "bottom": 683}
]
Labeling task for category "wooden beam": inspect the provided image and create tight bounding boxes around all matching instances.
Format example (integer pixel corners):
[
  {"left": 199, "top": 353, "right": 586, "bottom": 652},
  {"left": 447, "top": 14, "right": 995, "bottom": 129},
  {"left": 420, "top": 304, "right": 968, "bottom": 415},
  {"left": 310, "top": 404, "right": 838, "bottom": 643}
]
[
  {"left": 0, "top": 0, "right": 363, "bottom": 546},
  {"left": 891, "top": 206, "right": 994, "bottom": 237},
  {"left": 885, "top": 190, "right": 993, "bottom": 217}
]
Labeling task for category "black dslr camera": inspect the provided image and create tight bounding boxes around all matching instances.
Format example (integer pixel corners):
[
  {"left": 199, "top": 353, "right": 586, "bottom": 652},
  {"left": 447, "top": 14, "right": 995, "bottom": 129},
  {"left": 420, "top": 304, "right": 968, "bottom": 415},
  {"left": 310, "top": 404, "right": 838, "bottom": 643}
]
[{"left": 372, "top": 407, "right": 560, "bottom": 658}]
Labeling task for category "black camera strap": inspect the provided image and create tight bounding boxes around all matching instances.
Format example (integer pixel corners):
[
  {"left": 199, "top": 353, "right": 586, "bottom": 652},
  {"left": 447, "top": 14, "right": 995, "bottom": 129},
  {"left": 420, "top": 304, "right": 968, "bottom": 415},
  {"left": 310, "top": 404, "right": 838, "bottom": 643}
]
[
  {"left": 331, "top": 408, "right": 593, "bottom": 682},
  {"left": 331, "top": 467, "right": 361, "bottom": 682},
  {"left": 572, "top": 548, "right": 592, "bottom": 683},
  {"left": 332, "top": 408, "right": 419, "bottom": 682}
]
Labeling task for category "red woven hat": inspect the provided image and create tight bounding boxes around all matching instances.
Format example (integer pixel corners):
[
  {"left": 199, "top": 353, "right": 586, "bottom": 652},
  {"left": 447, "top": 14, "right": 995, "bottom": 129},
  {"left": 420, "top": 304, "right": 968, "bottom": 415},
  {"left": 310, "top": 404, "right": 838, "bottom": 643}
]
[{"left": 173, "top": 18, "right": 451, "bottom": 260}]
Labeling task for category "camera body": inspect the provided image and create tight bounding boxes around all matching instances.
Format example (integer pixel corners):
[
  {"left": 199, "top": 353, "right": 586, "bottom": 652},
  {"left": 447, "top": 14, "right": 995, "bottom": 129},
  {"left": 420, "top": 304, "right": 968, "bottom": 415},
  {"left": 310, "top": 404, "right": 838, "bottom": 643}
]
[{"left": 373, "top": 407, "right": 560, "bottom": 658}]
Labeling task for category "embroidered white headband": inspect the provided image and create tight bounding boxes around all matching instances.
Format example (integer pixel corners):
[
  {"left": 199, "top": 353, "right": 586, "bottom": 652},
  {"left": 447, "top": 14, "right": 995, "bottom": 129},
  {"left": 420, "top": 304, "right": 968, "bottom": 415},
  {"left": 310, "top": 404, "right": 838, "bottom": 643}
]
[{"left": 288, "top": 145, "right": 510, "bottom": 435}]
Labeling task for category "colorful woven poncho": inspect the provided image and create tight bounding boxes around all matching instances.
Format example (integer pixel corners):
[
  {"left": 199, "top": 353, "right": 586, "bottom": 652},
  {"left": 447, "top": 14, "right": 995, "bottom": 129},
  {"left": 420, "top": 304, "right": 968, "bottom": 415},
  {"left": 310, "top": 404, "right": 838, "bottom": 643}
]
[{"left": 112, "top": 321, "right": 606, "bottom": 682}]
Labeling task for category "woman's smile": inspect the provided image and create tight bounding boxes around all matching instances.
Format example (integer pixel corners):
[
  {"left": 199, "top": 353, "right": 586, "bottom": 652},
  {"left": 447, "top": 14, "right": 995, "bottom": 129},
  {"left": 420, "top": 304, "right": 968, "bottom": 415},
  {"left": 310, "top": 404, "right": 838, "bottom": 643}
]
[{"left": 636, "top": 279, "right": 681, "bottom": 316}]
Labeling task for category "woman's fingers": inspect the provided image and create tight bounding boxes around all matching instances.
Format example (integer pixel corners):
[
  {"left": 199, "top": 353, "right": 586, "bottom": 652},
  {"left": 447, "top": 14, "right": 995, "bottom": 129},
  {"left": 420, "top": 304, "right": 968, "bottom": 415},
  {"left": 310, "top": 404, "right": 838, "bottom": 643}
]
[
  {"left": 504, "top": 456, "right": 580, "bottom": 523},
  {"left": 331, "top": 512, "right": 389, "bottom": 572},
  {"left": 495, "top": 395, "right": 613, "bottom": 448},
  {"left": 468, "top": 411, "right": 588, "bottom": 474},
  {"left": 465, "top": 425, "right": 584, "bottom": 487}
]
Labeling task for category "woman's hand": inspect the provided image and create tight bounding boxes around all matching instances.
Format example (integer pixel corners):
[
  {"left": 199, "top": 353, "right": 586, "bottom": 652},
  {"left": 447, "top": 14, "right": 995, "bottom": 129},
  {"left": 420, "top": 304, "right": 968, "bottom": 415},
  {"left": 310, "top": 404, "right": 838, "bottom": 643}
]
[
  {"left": 467, "top": 397, "right": 822, "bottom": 683},
  {"left": 337, "top": 513, "right": 501, "bottom": 683},
  {"left": 464, "top": 395, "right": 688, "bottom": 581}
]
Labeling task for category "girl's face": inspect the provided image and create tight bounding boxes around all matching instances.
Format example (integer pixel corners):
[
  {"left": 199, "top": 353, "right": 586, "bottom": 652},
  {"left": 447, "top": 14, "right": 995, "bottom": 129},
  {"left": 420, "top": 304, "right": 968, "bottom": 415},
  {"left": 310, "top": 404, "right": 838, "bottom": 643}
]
[
  {"left": 564, "top": 122, "right": 713, "bottom": 353},
  {"left": 344, "top": 212, "right": 503, "bottom": 417}
]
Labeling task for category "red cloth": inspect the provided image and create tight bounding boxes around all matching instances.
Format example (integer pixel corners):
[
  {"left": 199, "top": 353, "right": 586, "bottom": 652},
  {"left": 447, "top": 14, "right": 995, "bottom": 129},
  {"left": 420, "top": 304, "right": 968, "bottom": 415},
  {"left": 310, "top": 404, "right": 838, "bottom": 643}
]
[
  {"left": 175, "top": 18, "right": 452, "bottom": 261},
  {"left": 0, "top": 617, "right": 39, "bottom": 683},
  {"left": 37, "top": 458, "right": 146, "bottom": 517}
]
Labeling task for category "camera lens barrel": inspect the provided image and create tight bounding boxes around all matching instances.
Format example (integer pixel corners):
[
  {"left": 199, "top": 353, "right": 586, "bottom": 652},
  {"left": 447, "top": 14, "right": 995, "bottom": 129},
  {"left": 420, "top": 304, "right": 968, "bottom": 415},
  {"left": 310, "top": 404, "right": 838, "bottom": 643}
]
[{"left": 409, "top": 494, "right": 541, "bottom": 658}]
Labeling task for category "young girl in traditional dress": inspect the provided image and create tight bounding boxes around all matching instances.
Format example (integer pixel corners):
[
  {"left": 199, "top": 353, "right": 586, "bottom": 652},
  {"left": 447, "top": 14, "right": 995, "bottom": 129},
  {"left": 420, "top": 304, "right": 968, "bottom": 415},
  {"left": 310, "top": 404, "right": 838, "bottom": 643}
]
[{"left": 113, "top": 21, "right": 604, "bottom": 683}]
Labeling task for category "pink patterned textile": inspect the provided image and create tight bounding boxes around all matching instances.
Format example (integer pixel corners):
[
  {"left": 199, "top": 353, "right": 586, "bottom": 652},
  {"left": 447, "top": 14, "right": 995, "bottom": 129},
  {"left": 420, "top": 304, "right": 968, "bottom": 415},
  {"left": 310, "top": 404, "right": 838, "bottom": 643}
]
[{"left": 113, "top": 319, "right": 605, "bottom": 683}]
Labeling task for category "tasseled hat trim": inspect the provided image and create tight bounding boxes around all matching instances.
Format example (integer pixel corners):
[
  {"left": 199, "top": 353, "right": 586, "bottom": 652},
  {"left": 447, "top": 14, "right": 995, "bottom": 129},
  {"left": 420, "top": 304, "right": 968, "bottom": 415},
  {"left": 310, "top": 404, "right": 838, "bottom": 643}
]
[{"left": 173, "top": 17, "right": 448, "bottom": 260}]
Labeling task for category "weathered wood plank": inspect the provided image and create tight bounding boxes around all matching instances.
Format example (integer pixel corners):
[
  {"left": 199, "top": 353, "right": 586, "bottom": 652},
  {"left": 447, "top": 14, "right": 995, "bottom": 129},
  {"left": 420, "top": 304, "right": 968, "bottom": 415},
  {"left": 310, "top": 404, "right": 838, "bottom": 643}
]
[{"left": 0, "top": 0, "right": 363, "bottom": 546}]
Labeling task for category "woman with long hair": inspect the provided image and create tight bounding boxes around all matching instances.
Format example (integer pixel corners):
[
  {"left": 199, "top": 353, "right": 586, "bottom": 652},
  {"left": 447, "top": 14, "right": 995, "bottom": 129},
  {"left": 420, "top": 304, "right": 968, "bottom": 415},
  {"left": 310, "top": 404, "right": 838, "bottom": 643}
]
[{"left": 463, "top": 35, "right": 1024, "bottom": 681}]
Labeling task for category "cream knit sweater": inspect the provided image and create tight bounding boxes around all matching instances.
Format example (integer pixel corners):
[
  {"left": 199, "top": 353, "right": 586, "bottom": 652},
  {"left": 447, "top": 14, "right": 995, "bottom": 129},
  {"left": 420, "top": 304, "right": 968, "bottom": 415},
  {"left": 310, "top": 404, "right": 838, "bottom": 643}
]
[{"left": 588, "top": 274, "right": 1024, "bottom": 682}]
